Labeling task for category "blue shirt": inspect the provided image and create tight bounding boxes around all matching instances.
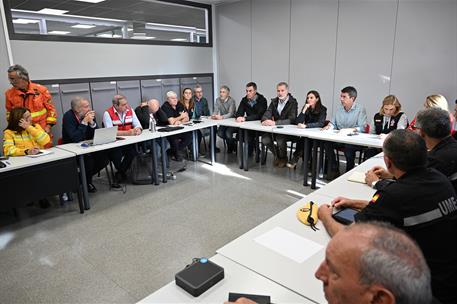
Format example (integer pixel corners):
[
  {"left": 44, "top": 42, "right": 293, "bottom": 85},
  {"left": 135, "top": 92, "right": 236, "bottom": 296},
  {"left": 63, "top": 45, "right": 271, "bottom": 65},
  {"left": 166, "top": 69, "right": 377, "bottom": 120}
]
[{"left": 330, "top": 102, "right": 367, "bottom": 132}]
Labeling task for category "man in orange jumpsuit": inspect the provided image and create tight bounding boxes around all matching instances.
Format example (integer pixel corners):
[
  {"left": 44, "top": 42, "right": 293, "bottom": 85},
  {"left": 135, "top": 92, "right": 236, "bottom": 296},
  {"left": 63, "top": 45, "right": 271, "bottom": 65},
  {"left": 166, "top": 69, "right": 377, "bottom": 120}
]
[{"left": 5, "top": 64, "right": 57, "bottom": 147}]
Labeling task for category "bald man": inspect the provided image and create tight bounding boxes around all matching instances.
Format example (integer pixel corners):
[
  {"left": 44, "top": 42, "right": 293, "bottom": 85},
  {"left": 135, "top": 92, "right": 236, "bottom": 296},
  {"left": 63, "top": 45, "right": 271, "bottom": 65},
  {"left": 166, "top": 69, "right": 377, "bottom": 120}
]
[{"left": 226, "top": 222, "right": 432, "bottom": 304}]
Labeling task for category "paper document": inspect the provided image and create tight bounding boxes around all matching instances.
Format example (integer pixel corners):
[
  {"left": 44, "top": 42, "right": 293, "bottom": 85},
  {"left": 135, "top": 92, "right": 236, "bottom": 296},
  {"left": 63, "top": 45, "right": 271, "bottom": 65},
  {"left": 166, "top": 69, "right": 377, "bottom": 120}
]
[
  {"left": 26, "top": 149, "right": 54, "bottom": 158},
  {"left": 254, "top": 227, "right": 323, "bottom": 263},
  {"left": 347, "top": 171, "right": 367, "bottom": 184}
]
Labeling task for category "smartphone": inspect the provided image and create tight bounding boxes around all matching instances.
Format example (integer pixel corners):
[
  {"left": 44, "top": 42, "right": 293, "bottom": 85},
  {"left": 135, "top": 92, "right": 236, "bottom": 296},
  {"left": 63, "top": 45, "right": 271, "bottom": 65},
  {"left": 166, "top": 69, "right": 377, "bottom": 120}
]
[
  {"left": 0, "top": 156, "right": 9, "bottom": 161},
  {"left": 276, "top": 125, "right": 284, "bottom": 128},
  {"left": 332, "top": 208, "right": 359, "bottom": 225}
]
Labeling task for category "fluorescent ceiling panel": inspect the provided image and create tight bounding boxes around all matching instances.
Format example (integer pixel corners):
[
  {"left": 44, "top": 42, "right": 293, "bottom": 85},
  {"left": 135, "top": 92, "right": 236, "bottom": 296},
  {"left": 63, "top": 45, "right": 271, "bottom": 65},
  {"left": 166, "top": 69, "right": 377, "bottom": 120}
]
[
  {"left": 71, "top": 24, "right": 96, "bottom": 29},
  {"left": 48, "top": 30, "right": 71, "bottom": 35},
  {"left": 37, "top": 8, "right": 68, "bottom": 15}
]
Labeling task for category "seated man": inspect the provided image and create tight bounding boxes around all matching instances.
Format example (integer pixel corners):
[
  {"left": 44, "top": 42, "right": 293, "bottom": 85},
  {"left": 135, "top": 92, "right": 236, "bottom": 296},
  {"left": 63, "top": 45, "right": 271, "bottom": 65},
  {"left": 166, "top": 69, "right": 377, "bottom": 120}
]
[
  {"left": 322, "top": 86, "right": 367, "bottom": 178},
  {"left": 135, "top": 98, "right": 170, "bottom": 155},
  {"left": 261, "top": 82, "right": 298, "bottom": 167},
  {"left": 227, "top": 222, "right": 433, "bottom": 304},
  {"left": 62, "top": 96, "right": 109, "bottom": 193},
  {"left": 366, "top": 108, "right": 457, "bottom": 192},
  {"left": 161, "top": 91, "right": 192, "bottom": 162},
  {"left": 192, "top": 85, "right": 212, "bottom": 153},
  {"left": 211, "top": 85, "right": 237, "bottom": 152},
  {"left": 233, "top": 82, "right": 267, "bottom": 156},
  {"left": 318, "top": 130, "right": 457, "bottom": 304},
  {"left": 103, "top": 95, "right": 142, "bottom": 183}
]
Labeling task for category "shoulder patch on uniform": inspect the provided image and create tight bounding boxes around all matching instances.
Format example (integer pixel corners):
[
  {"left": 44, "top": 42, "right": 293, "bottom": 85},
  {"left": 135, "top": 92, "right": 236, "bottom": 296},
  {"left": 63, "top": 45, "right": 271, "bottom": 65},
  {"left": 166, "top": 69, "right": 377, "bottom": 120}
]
[{"left": 370, "top": 194, "right": 380, "bottom": 203}]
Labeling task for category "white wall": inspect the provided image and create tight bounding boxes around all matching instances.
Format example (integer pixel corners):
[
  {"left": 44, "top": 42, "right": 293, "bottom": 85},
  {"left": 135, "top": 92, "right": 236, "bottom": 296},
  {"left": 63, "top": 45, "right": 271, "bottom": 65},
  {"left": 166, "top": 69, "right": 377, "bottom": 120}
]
[
  {"left": 216, "top": 0, "right": 457, "bottom": 122},
  {"left": 10, "top": 40, "right": 213, "bottom": 80}
]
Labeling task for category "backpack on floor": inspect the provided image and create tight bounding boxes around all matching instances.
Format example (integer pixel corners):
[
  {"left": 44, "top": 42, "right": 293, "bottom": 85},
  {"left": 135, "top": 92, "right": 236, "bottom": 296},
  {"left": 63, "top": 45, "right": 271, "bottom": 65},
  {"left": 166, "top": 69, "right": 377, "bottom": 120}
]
[{"left": 129, "top": 152, "right": 153, "bottom": 185}]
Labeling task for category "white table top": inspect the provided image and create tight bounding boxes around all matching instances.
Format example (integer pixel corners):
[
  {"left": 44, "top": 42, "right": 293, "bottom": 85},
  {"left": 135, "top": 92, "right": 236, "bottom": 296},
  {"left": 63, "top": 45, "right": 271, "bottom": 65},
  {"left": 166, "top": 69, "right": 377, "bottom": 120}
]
[
  {"left": 56, "top": 130, "right": 162, "bottom": 155},
  {"left": 137, "top": 254, "right": 312, "bottom": 304},
  {"left": 0, "top": 147, "right": 76, "bottom": 173},
  {"left": 313, "top": 156, "right": 385, "bottom": 200},
  {"left": 216, "top": 192, "right": 333, "bottom": 304},
  {"left": 158, "top": 119, "right": 218, "bottom": 137},
  {"left": 271, "top": 125, "right": 384, "bottom": 148}
]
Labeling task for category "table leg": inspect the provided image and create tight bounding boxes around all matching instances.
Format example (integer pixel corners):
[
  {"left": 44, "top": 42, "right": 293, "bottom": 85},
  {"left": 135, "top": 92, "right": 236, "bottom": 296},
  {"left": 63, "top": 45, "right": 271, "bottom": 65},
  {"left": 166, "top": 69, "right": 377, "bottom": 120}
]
[
  {"left": 210, "top": 126, "right": 216, "bottom": 165},
  {"left": 303, "top": 137, "right": 310, "bottom": 187},
  {"left": 76, "top": 182, "right": 84, "bottom": 214},
  {"left": 161, "top": 137, "right": 167, "bottom": 184},
  {"left": 243, "top": 129, "right": 249, "bottom": 171},
  {"left": 192, "top": 130, "right": 198, "bottom": 162},
  {"left": 151, "top": 138, "right": 159, "bottom": 185},
  {"left": 78, "top": 155, "right": 90, "bottom": 210},
  {"left": 238, "top": 128, "right": 244, "bottom": 169},
  {"left": 311, "top": 139, "right": 319, "bottom": 189}
]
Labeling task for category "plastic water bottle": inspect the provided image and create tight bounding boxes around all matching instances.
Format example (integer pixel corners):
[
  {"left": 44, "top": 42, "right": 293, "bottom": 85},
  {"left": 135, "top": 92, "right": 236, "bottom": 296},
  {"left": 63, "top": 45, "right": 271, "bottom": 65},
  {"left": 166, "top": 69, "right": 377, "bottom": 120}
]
[{"left": 149, "top": 114, "right": 157, "bottom": 132}]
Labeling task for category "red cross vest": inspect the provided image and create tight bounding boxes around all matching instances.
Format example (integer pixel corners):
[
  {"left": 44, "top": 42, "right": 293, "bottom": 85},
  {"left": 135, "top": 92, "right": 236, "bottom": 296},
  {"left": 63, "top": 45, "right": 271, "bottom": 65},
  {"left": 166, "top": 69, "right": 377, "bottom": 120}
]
[{"left": 106, "top": 106, "right": 133, "bottom": 131}]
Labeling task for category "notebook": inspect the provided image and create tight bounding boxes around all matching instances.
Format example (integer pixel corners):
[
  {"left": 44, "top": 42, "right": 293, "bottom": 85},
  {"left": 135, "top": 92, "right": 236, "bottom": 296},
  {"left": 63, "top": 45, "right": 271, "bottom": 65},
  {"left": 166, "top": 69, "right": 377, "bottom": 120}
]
[
  {"left": 347, "top": 171, "right": 367, "bottom": 184},
  {"left": 27, "top": 149, "right": 54, "bottom": 158}
]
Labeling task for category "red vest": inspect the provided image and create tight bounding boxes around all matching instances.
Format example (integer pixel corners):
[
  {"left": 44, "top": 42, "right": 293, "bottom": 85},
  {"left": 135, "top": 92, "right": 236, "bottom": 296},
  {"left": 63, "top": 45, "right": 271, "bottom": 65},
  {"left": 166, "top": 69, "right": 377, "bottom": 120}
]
[{"left": 107, "top": 106, "right": 133, "bottom": 131}]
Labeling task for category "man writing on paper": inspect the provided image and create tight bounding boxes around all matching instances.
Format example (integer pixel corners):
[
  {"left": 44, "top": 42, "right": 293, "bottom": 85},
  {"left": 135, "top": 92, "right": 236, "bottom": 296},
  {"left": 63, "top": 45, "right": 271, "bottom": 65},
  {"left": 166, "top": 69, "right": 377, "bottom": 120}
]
[{"left": 318, "top": 130, "right": 457, "bottom": 304}]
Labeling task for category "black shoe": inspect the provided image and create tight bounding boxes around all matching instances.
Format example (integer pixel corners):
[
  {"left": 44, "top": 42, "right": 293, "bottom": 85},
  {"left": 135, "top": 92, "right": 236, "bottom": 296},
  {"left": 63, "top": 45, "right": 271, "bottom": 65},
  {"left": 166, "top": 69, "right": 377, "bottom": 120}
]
[
  {"left": 87, "top": 183, "right": 97, "bottom": 193},
  {"left": 38, "top": 199, "right": 50, "bottom": 209}
]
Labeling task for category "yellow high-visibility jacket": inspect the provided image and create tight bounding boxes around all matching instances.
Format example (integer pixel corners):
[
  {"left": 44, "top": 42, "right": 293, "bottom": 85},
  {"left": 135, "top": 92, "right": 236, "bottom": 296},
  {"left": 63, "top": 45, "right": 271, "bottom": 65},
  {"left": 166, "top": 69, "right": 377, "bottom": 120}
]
[{"left": 3, "top": 124, "right": 50, "bottom": 156}]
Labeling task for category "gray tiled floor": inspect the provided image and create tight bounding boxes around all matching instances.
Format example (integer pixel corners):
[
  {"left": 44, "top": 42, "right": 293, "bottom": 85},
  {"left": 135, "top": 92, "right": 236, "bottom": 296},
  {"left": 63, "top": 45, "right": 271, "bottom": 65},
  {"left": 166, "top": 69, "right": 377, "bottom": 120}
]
[{"left": 0, "top": 151, "right": 318, "bottom": 303}]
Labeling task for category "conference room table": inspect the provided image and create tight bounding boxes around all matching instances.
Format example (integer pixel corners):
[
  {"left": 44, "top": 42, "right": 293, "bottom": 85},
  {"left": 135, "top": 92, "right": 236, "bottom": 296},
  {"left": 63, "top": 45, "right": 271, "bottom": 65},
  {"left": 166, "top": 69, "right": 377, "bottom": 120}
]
[
  {"left": 216, "top": 191, "right": 332, "bottom": 304},
  {"left": 217, "top": 119, "right": 384, "bottom": 189},
  {"left": 56, "top": 120, "right": 218, "bottom": 210},
  {"left": 137, "top": 254, "right": 313, "bottom": 304},
  {"left": 0, "top": 147, "right": 84, "bottom": 213}
]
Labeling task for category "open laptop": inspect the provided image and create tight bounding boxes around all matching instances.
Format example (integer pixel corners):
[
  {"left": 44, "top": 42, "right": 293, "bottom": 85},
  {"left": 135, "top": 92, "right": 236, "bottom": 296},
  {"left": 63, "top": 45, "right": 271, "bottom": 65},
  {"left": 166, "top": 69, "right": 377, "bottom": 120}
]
[{"left": 83, "top": 126, "right": 118, "bottom": 146}]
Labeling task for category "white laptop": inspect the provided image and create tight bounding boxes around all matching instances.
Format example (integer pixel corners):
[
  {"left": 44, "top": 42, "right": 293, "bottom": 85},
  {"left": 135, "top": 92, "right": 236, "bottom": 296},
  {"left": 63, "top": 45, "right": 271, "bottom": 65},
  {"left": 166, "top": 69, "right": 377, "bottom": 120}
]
[{"left": 84, "top": 126, "right": 118, "bottom": 146}]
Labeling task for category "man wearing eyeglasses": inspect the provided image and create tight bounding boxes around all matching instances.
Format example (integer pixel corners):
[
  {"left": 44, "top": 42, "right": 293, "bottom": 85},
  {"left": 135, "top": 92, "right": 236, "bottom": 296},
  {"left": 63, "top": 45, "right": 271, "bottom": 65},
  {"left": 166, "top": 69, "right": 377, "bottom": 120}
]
[{"left": 5, "top": 64, "right": 57, "bottom": 147}]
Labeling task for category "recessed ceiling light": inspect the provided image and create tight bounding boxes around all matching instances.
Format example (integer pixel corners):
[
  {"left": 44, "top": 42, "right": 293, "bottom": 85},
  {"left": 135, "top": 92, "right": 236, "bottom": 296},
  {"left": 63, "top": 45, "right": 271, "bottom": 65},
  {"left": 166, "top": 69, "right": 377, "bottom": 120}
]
[
  {"left": 13, "top": 18, "right": 40, "bottom": 24},
  {"left": 37, "top": 8, "right": 68, "bottom": 15},
  {"left": 132, "top": 36, "right": 156, "bottom": 40},
  {"left": 127, "top": 28, "right": 134, "bottom": 31},
  {"left": 97, "top": 33, "right": 121, "bottom": 38},
  {"left": 48, "top": 30, "right": 71, "bottom": 35},
  {"left": 74, "top": 0, "right": 106, "bottom": 3},
  {"left": 71, "top": 24, "right": 96, "bottom": 29},
  {"left": 171, "top": 38, "right": 187, "bottom": 42}
]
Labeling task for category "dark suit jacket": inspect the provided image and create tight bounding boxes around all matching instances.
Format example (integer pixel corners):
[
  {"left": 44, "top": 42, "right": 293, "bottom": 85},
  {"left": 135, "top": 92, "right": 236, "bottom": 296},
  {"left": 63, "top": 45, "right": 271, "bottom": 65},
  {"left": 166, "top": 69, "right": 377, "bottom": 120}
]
[
  {"left": 261, "top": 94, "right": 298, "bottom": 125},
  {"left": 62, "top": 109, "right": 97, "bottom": 144},
  {"left": 235, "top": 93, "right": 268, "bottom": 121}
]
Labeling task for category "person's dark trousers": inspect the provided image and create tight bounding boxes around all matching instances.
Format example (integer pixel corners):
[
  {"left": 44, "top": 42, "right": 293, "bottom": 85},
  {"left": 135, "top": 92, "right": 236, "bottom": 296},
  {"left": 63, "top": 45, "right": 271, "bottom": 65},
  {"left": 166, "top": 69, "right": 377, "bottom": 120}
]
[
  {"left": 237, "top": 130, "right": 257, "bottom": 156},
  {"left": 363, "top": 147, "right": 382, "bottom": 161},
  {"left": 109, "top": 144, "right": 138, "bottom": 174},
  {"left": 84, "top": 151, "right": 109, "bottom": 184},
  {"left": 218, "top": 126, "right": 237, "bottom": 151},
  {"left": 292, "top": 138, "right": 312, "bottom": 162},
  {"left": 168, "top": 132, "right": 192, "bottom": 159},
  {"left": 325, "top": 142, "right": 359, "bottom": 172}
]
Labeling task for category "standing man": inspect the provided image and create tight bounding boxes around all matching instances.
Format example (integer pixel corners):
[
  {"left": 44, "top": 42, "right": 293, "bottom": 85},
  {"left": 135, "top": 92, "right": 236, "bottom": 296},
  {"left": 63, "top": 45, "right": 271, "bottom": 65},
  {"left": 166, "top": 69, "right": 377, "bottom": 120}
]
[
  {"left": 6, "top": 64, "right": 57, "bottom": 147},
  {"left": 161, "top": 91, "right": 192, "bottom": 161},
  {"left": 103, "top": 95, "right": 142, "bottom": 183},
  {"left": 261, "top": 82, "right": 298, "bottom": 167},
  {"left": 62, "top": 96, "right": 108, "bottom": 193},
  {"left": 234, "top": 82, "right": 267, "bottom": 156},
  {"left": 322, "top": 86, "right": 367, "bottom": 178}
]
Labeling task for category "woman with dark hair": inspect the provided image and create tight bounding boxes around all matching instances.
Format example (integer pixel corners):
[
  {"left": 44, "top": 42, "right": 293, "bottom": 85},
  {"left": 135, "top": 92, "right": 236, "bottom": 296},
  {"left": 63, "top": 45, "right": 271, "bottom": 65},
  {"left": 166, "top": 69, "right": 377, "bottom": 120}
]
[
  {"left": 3, "top": 107, "right": 50, "bottom": 156},
  {"left": 179, "top": 88, "right": 195, "bottom": 119},
  {"left": 287, "top": 90, "right": 327, "bottom": 169}
]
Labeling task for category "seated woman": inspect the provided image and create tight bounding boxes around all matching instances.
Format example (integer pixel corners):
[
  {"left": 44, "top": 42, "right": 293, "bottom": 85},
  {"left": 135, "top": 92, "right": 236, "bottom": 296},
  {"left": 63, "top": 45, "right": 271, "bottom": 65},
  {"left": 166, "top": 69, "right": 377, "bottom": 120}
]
[
  {"left": 364, "top": 95, "right": 408, "bottom": 159},
  {"left": 3, "top": 107, "right": 50, "bottom": 156},
  {"left": 180, "top": 88, "right": 195, "bottom": 119},
  {"left": 287, "top": 90, "right": 327, "bottom": 169},
  {"left": 408, "top": 94, "right": 455, "bottom": 135},
  {"left": 211, "top": 85, "right": 237, "bottom": 152}
]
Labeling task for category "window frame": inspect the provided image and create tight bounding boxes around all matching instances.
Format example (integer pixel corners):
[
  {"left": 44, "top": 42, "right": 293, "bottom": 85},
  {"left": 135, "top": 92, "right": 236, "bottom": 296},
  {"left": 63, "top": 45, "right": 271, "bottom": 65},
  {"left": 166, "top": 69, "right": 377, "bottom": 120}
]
[{"left": 3, "top": 0, "right": 212, "bottom": 47}]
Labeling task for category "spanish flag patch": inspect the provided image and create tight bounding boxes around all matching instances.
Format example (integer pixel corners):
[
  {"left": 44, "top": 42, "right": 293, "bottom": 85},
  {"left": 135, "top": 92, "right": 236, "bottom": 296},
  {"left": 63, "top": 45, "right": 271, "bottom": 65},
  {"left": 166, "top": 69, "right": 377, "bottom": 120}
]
[{"left": 370, "top": 194, "right": 380, "bottom": 204}]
